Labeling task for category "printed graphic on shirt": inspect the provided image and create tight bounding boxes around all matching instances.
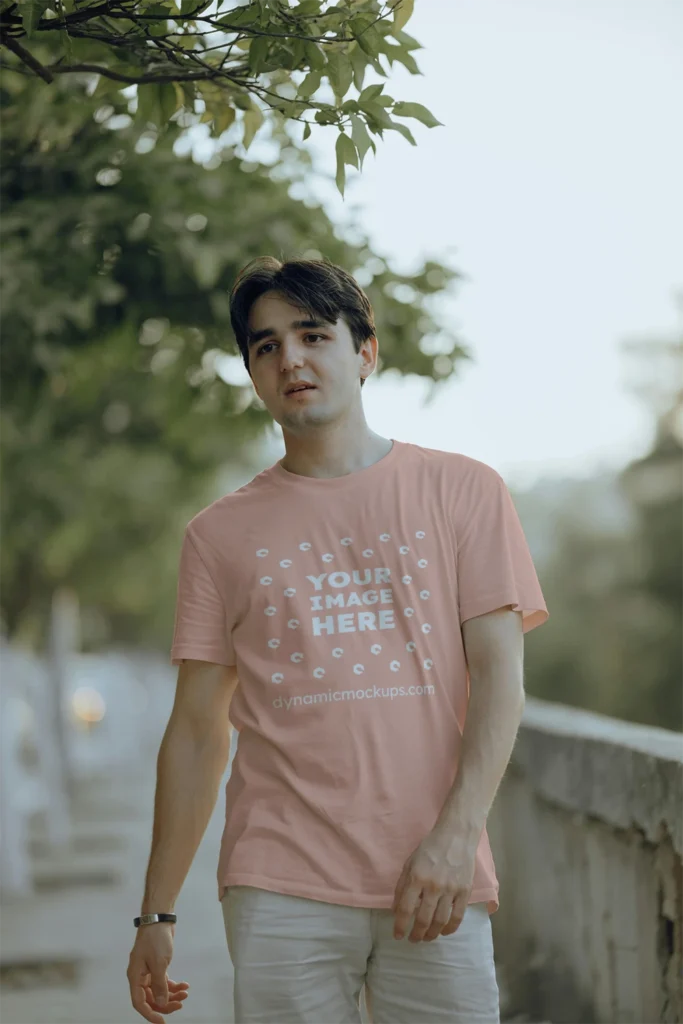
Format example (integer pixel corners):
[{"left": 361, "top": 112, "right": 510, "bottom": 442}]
[{"left": 254, "top": 530, "right": 436, "bottom": 710}]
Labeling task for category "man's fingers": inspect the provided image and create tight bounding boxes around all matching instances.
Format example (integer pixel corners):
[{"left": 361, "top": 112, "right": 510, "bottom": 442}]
[
  {"left": 423, "top": 893, "right": 455, "bottom": 941},
  {"left": 131, "top": 982, "right": 165, "bottom": 1024},
  {"left": 393, "top": 883, "right": 423, "bottom": 939},
  {"left": 168, "top": 980, "right": 190, "bottom": 992},
  {"left": 145, "top": 986, "right": 186, "bottom": 1014},
  {"left": 151, "top": 976, "right": 169, "bottom": 1007},
  {"left": 407, "top": 892, "right": 440, "bottom": 942},
  {"left": 441, "top": 898, "right": 467, "bottom": 936}
]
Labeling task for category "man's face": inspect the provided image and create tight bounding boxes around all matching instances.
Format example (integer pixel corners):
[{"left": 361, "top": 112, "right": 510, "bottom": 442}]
[{"left": 246, "top": 290, "right": 377, "bottom": 433}]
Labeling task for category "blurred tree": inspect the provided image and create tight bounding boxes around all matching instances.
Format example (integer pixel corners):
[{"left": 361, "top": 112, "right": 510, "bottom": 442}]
[
  {"left": 521, "top": 319, "right": 683, "bottom": 732},
  {"left": 0, "top": 71, "right": 467, "bottom": 651},
  {"left": 0, "top": 0, "right": 441, "bottom": 194},
  {"left": 618, "top": 328, "right": 683, "bottom": 729}
]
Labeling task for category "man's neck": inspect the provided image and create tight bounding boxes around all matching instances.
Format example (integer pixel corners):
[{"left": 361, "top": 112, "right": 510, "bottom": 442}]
[{"left": 279, "top": 427, "right": 393, "bottom": 480}]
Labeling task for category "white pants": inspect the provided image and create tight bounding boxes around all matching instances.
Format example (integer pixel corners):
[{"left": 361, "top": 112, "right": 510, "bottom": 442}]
[{"left": 222, "top": 886, "right": 500, "bottom": 1023}]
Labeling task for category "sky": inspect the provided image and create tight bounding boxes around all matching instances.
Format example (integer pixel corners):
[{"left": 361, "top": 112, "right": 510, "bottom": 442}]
[{"left": 298, "top": 0, "right": 683, "bottom": 488}]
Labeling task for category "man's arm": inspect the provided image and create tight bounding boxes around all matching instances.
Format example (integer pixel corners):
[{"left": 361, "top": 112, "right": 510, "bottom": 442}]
[
  {"left": 432, "top": 605, "right": 525, "bottom": 843},
  {"left": 392, "top": 606, "right": 525, "bottom": 942},
  {"left": 128, "top": 659, "right": 238, "bottom": 1024},
  {"left": 141, "top": 659, "right": 238, "bottom": 914}
]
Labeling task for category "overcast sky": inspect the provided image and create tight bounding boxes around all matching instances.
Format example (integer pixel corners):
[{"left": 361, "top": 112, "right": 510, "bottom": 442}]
[{"left": 301, "top": 0, "right": 683, "bottom": 488}]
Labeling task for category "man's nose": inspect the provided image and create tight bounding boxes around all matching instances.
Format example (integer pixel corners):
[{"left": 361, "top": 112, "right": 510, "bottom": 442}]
[{"left": 278, "top": 339, "right": 305, "bottom": 372}]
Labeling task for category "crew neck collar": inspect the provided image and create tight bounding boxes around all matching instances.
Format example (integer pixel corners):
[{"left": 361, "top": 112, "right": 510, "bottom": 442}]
[{"left": 268, "top": 439, "right": 401, "bottom": 490}]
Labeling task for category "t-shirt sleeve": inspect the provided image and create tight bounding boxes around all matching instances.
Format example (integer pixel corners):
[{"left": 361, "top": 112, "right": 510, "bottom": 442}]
[
  {"left": 456, "top": 466, "right": 548, "bottom": 634},
  {"left": 170, "top": 526, "right": 235, "bottom": 667}
]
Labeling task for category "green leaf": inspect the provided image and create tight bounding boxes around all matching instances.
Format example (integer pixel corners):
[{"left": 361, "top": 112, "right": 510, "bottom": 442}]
[
  {"left": 20, "top": 0, "right": 51, "bottom": 38},
  {"left": 249, "top": 36, "right": 271, "bottom": 74},
  {"left": 297, "top": 69, "right": 322, "bottom": 100},
  {"left": 335, "top": 134, "right": 346, "bottom": 196},
  {"left": 303, "top": 121, "right": 311, "bottom": 140},
  {"left": 387, "top": 118, "right": 416, "bottom": 145},
  {"left": 214, "top": 104, "right": 236, "bottom": 135},
  {"left": 391, "top": 0, "right": 414, "bottom": 32},
  {"left": 354, "top": 22, "right": 384, "bottom": 57},
  {"left": 304, "top": 41, "right": 325, "bottom": 71},
  {"left": 337, "top": 130, "right": 359, "bottom": 170},
  {"left": 391, "top": 101, "right": 443, "bottom": 127},
  {"left": 326, "top": 51, "right": 353, "bottom": 104},
  {"left": 358, "top": 83, "right": 383, "bottom": 105},
  {"left": 349, "top": 44, "right": 367, "bottom": 92},
  {"left": 349, "top": 113, "right": 375, "bottom": 167},
  {"left": 136, "top": 83, "right": 180, "bottom": 128},
  {"left": 394, "top": 29, "right": 422, "bottom": 51},
  {"left": 242, "top": 105, "right": 264, "bottom": 150},
  {"left": 293, "top": 0, "right": 321, "bottom": 13},
  {"left": 391, "top": 48, "right": 421, "bottom": 75},
  {"left": 158, "top": 83, "right": 178, "bottom": 124},
  {"left": 217, "top": 5, "right": 261, "bottom": 27},
  {"left": 136, "top": 83, "right": 160, "bottom": 126}
]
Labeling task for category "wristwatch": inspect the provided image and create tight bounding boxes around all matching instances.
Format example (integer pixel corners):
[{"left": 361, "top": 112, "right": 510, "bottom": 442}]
[{"left": 134, "top": 913, "right": 177, "bottom": 928}]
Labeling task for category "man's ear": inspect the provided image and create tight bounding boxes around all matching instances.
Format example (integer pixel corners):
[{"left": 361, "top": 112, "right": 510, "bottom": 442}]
[{"left": 361, "top": 334, "right": 379, "bottom": 377}]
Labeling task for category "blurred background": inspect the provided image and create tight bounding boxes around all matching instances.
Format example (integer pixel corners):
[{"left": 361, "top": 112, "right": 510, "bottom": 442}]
[{"left": 1, "top": 0, "right": 681, "bottom": 1022}]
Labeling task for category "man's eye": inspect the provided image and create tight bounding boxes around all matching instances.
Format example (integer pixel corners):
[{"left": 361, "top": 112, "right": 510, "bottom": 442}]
[
  {"left": 256, "top": 342, "right": 274, "bottom": 356},
  {"left": 305, "top": 334, "right": 324, "bottom": 343}
]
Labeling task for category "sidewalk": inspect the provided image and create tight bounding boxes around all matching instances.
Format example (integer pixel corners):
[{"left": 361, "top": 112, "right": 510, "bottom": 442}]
[{"left": 0, "top": 755, "right": 235, "bottom": 1024}]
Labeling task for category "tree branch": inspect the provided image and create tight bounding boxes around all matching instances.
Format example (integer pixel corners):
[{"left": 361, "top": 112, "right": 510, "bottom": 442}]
[
  {"left": 40, "top": 61, "right": 222, "bottom": 83},
  {"left": 1, "top": 33, "right": 53, "bottom": 81}
]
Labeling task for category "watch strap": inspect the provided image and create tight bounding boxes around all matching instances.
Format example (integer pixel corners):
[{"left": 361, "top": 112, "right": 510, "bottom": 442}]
[{"left": 134, "top": 913, "right": 177, "bottom": 928}]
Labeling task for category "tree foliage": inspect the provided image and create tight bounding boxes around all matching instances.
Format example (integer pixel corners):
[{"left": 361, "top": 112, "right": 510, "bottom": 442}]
[
  {"left": 0, "top": 0, "right": 442, "bottom": 194},
  {"left": 0, "top": 71, "right": 466, "bottom": 649}
]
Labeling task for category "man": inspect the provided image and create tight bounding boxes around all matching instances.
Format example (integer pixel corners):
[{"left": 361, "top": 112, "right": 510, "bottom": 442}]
[{"left": 127, "top": 256, "right": 548, "bottom": 1024}]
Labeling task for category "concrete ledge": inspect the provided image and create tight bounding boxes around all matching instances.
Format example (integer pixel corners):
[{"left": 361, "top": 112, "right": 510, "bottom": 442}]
[
  {"left": 489, "top": 697, "right": 683, "bottom": 1024},
  {"left": 515, "top": 700, "right": 683, "bottom": 855}
]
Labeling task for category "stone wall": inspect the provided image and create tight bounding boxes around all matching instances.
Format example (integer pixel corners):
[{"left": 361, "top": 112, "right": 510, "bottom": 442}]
[{"left": 488, "top": 698, "right": 683, "bottom": 1024}]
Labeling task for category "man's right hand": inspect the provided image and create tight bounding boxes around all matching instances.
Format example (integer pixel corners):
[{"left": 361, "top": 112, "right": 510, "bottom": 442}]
[{"left": 127, "top": 923, "right": 189, "bottom": 1024}]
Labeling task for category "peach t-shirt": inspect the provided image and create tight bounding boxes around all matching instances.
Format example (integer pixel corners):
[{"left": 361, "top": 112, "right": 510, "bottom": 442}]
[{"left": 170, "top": 440, "right": 548, "bottom": 913}]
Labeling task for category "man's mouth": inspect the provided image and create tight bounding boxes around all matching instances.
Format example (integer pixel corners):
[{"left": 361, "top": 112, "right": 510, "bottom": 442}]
[{"left": 285, "top": 383, "right": 316, "bottom": 395}]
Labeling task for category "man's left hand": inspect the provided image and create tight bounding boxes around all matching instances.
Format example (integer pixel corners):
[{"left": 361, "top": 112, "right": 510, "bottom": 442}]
[{"left": 391, "top": 829, "right": 476, "bottom": 942}]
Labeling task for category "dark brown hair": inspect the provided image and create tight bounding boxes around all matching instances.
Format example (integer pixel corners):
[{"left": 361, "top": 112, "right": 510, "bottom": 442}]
[{"left": 229, "top": 256, "right": 376, "bottom": 387}]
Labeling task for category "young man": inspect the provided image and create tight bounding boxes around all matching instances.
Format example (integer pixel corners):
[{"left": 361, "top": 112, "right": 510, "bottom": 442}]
[{"left": 127, "top": 256, "right": 548, "bottom": 1024}]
